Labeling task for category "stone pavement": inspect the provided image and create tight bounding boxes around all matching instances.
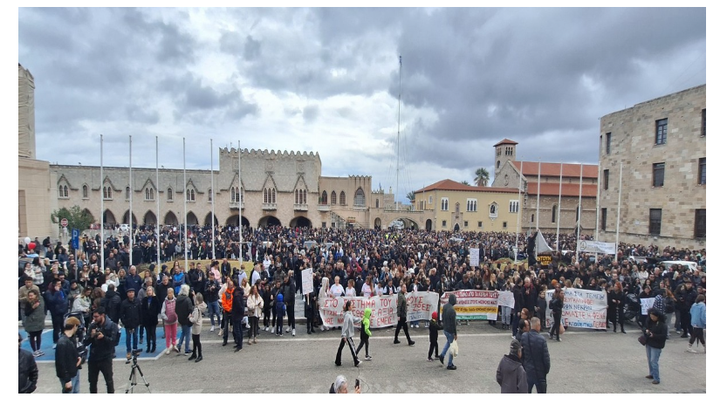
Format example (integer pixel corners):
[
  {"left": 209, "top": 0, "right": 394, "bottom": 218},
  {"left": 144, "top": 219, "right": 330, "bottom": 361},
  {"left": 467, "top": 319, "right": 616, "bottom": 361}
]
[{"left": 23, "top": 318, "right": 707, "bottom": 394}]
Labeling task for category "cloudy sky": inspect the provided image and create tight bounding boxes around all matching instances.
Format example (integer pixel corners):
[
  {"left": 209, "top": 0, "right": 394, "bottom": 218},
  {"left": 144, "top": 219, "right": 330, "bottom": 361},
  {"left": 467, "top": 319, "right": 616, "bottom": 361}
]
[{"left": 17, "top": 7, "right": 707, "bottom": 202}]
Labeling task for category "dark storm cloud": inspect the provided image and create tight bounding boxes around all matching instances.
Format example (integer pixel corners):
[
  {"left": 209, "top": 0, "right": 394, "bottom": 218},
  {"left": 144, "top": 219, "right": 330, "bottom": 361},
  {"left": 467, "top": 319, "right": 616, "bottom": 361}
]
[{"left": 389, "top": 7, "right": 705, "bottom": 167}]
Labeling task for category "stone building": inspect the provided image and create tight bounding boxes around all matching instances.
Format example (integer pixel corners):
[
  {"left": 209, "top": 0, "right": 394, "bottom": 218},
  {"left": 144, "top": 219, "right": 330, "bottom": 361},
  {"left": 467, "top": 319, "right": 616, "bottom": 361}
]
[
  {"left": 598, "top": 84, "right": 706, "bottom": 249},
  {"left": 492, "top": 139, "right": 598, "bottom": 238},
  {"left": 18, "top": 63, "right": 57, "bottom": 240}
]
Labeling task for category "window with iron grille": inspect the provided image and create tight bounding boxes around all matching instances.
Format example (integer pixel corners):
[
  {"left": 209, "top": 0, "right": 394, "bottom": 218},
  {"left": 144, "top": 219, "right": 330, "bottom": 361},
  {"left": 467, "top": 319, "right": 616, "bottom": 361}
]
[
  {"left": 695, "top": 209, "right": 706, "bottom": 239},
  {"left": 649, "top": 209, "right": 662, "bottom": 236}
]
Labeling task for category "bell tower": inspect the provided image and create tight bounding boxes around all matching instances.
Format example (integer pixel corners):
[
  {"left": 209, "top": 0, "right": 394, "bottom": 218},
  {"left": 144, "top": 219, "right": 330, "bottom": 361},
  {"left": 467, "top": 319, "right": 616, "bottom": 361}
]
[{"left": 493, "top": 139, "right": 517, "bottom": 180}]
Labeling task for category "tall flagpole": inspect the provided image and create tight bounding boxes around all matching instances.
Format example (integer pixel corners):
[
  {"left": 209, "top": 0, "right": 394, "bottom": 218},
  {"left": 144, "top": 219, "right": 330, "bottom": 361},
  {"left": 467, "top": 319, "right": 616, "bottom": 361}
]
[
  {"left": 211, "top": 139, "right": 216, "bottom": 260},
  {"left": 396, "top": 55, "right": 402, "bottom": 211},
  {"left": 536, "top": 160, "right": 541, "bottom": 231},
  {"left": 129, "top": 135, "right": 133, "bottom": 267},
  {"left": 594, "top": 164, "right": 601, "bottom": 263},
  {"left": 100, "top": 134, "right": 104, "bottom": 272},
  {"left": 557, "top": 163, "right": 563, "bottom": 249},
  {"left": 156, "top": 136, "right": 160, "bottom": 270},
  {"left": 514, "top": 159, "right": 523, "bottom": 263},
  {"left": 238, "top": 140, "right": 243, "bottom": 268},
  {"left": 183, "top": 137, "right": 188, "bottom": 272},
  {"left": 575, "top": 163, "right": 584, "bottom": 263},
  {"left": 615, "top": 162, "right": 623, "bottom": 261}
]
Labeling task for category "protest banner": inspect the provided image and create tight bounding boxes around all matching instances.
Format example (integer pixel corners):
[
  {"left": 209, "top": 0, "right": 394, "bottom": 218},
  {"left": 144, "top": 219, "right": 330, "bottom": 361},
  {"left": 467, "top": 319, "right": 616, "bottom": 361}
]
[
  {"left": 497, "top": 290, "right": 515, "bottom": 308},
  {"left": 546, "top": 288, "right": 607, "bottom": 329},
  {"left": 640, "top": 298, "right": 655, "bottom": 315},
  {"left": 318, "top": 292, "right": 439, "bottom": 328},
  {"left": 577, "top": 240, "right": 616, "bottom": 255},
  {"left": 440, "top": 290, "right": 499, "bottom": 320},
  {"left": 469, "top": 248, "right": 480, "bottom": 267},
  {"left": 301, "top": 268, "right": 313, "bottom": 295}
]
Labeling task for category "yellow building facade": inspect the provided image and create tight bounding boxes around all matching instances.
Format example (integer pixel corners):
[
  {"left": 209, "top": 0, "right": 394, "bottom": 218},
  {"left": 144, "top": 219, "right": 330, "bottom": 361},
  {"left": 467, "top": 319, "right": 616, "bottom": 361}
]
[{"left": 414, "top": 179, "right": 522, "bottom": 232}]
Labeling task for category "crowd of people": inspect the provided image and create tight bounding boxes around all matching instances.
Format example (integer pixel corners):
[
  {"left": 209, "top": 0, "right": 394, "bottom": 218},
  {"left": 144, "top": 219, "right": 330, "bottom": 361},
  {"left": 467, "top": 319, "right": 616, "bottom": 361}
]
[{"left": 19, "top": 225, "right": 707, "bottom": 393}]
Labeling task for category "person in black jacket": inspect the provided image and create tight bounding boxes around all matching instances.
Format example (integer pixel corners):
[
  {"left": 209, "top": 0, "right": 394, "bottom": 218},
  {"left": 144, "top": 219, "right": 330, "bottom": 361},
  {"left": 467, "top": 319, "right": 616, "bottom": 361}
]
[
  {"left": 608, "top": 282, "right": 626, "bottom": 333},
  {"left": 520, "top": 317, "right": 551, "bottom": 393},
  {"left": 84, "top": 306, "right": 118, "bottom": 393},
  {"left": 19, "top": 334, "right": 38, "bottom": 393},
  {"left": 141, "top": 286, "right": 161, "bottom": 353},
  {"left": 175, "top": 284, "right": 195, "bottom": 355},
  {"left": 643, "top": 308, "right": 668, "bottom": 385},
  {"left": 438, "top": 293, "right": 457, "bottom": 370},
  {"left": 101, "top": 284, "right": 121, "bottom": 326},
  {"left": 512, "top": 281, "right": 524, "bottom": 338},
  {"left": 231, "top": 287, "right": 245, "bottom": 352},
  {"left": 548, "top": 290, "right": 564, "bottom": 341},
  {"left": 55, "top": 316, "right": 81, "bottom": 393},
  {"left": 120, "top": 288, "right": 141, "bottom": 363},
  {"left": 283, "top": 272, "right": 297, "bottom": 336}
]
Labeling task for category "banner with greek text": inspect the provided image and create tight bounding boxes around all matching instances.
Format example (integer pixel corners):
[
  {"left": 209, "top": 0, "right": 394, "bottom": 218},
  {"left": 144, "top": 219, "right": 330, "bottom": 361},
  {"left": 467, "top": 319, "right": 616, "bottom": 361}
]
[
  {"left": 577, "top": 240, "right": 616, "bottom": 255},
  {"left": 640, "top": 298, "right": 655, "bottom": 315},
  {"left": 546, "top": 288, "right": 607, "bottom": 329},
  {"left": 318, "top": 292, "right": 439, "bottom": 328},
  {"left": 440, "top": 290, "right": 499, "bottom": 320}
]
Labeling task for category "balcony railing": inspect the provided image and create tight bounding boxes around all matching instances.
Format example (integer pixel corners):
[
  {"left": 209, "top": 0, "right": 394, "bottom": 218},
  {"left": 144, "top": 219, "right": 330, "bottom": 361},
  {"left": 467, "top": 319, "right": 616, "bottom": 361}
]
[
  {"left": 229, "top": 201, "right": 244, "bottom": 209},
  {"left": 317, "top": 204, "right": 330, "bottom": 211},
  {"left": 262, "top": 203, "right": 277, "bottom": 210},
  {"left": 294, "top": 203, "right": 308, "bottom": 211}
]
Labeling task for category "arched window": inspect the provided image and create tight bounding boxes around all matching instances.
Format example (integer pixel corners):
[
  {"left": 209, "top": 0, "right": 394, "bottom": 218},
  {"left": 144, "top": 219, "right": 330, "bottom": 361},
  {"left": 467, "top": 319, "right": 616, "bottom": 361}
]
[
  {"left": 354, "top": 188, "right": 365, "bottom": 206},
  {"left": 236, "top": 187, "right": 240, "bottom": 203},
  {"left": 551, "top": 205, "right": 557, "bottom": 223},
  {"left": 82, "top": 185, "right": 88, "bottom": 199},
  {"left": 295, "top": 190, "right": 299, "bottom": 204},
  {"left": 126, "top": 186, "right": 130, "bottom": 200},
  {"left": 376, "top": 199, "right": 379, "bottom": 208},
  {"left": 331, "top": 191, "right": 337, "bottom": 205},
  {"left": 186, "top": 189, "right": 195, "bottom": 201},
  {"left": 104, "top": 186, "right": 113, "bottom": 200},
  {"left": 58, "top": 186, "right": 64, "bottom": 198},
  {"left": 145, "top": 188, "right": 150, "bottom": 200},
  {"left": 303, "top": 190, "right": 307, "bottom": 204},
  {"left": 340, "top": 191, "right": 346, "bottom": 205},
  {"left": 321, "top": 191, "right": 328, "bottom": 205},
  {"left": 207, "top": 189, "right": 212, "bottom": 202},
  {"left": 167, "top": 188, "right": 173, "bottom": 201},
  {"left": 272, "top": 188, "right": 276, "bottom": 203},
  {"left": 263, "top": 189, "right": 267, "bottom": 203}
]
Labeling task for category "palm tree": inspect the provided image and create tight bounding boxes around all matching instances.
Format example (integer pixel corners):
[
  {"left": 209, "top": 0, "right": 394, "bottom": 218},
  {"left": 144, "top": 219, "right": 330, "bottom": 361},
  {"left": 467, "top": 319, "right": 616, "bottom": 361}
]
[
  {"left": 406, "top": 191, "right": 415, "bottom": 203},
  {"left": 460, "top": 180, "right": 470, "bottom": 186},
  {"left": 474, "top": 168, "right": 490, "bottom": 187}
]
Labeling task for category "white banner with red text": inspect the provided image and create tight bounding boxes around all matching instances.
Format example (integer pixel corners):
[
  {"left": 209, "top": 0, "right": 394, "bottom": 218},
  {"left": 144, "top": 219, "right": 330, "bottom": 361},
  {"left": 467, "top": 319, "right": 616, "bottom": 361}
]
[
  {"left": 545, "top": 288, "right": 608, "bottom": 330},
  {"left": 318, "top": 292, "right": 439, "bottom": 328}
]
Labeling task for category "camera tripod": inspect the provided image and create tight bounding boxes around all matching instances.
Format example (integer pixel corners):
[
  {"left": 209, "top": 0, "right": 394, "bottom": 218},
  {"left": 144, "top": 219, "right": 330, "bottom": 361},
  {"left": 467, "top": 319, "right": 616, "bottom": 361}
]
[{"left": 125, "top": 352, "right": 151, "bottom": 393}]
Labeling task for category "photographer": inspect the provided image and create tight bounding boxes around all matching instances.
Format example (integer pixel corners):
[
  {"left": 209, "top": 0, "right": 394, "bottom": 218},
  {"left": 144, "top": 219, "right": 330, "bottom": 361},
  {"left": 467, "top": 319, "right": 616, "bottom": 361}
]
[
  {"left": 55, "top": 316, "right": 82, "bottom": 393},
  {"left": 83, "top": 306, "right": 117, "bottom": 394}
]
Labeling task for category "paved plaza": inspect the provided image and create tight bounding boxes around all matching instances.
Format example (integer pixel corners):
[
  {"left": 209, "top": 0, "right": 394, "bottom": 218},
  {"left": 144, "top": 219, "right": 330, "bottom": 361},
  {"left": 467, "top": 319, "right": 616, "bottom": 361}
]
[{"left": 24, "top": 319, "right": 706, "bottom": 394}]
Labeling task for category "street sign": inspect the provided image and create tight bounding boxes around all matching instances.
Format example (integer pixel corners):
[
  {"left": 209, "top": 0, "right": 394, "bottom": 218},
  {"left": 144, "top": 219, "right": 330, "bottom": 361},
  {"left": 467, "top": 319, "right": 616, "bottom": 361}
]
[
  {"left": 61, "top": 218, "right": 68, "bottom": 227},
  {"left": 72, "top": 229, "right": 79, "bottom": 250}
]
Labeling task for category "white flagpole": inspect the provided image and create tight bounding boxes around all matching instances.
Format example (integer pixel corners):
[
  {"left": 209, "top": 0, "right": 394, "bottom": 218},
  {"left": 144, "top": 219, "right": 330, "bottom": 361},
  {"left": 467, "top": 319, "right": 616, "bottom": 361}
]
[
  {"left": 183, "top": 137, "right": 188, "bottom": 272},
  {"left": 211, "top": 139, "right": 216, "bottom": 260},
  {"left": 536, "top": 160, "right": 541, "bottom": 231},
  {"left": 615, "top": 162, "right": 623, "bottom": 261},
  {"left": 514, "top": 159, "right": 523, "bottom": 263},
  {"left": 156, "top": 136, "right": 160, "bottom": 270},
  {"left": 575, "top": 163, "right": 583, "bottom": 263},
  {"left": 594, "top": 165, "right": 601, "bottom": 263},
  {"left": 129, "top": 135, "right": 133, "bottom": 267},
  {"left": 100, "top": 134, "right": 104, "bottom": 272},
  {"left": 557, "top": 163, "right": 562, "bottom": 250},
  {"left": 238, "top": 140, "right": 243, "bottom": 268},
  {"left": 396, "top": 55, "right": 402, "bottom": 211}
]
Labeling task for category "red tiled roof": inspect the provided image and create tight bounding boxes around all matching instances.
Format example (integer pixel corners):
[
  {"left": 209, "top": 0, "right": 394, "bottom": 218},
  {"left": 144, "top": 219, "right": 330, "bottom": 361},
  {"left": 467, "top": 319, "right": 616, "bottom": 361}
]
[
  {"left": 415, "top": 179, "right": 519, "bottom": 194},
  {"left": 526, "top": 182, "right": 597, "bottom": 198},
  {"left": 511, "top": 161, "right": 598, "bottom": 178},
  {"left": 493, "top": 138, "right": 518, "bottom": 147}
]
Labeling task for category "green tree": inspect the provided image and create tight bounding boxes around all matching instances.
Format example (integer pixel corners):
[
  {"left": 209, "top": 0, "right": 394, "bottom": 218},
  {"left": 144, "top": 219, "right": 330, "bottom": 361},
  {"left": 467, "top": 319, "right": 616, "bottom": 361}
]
[
  {"left": 474, "top": 167, "right": 490, "bottom": 187},
  {"left": 51, "top": 205, "right": 94, "bottom": 231},
  {"left": 460, "top": 180, "right": 470, "bottom": 185},
  {"left": 406, "top": 191, "right": 415, "bottom": 203}
]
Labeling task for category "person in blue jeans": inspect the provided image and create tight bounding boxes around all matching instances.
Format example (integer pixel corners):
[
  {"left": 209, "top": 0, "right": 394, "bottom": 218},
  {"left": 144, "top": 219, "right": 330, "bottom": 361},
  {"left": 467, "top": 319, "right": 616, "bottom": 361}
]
[
  {"left": 175, "top": 285, "right": 194, "bottom": 354},
  {"left": 204, "top": 271, "right": 222, "bottom": 332},
  {"left": 644, "top": 308, "right": 668, "bottom": 385},
  {"left": 119, "top": 288, "right": 141, "bottom": 363},
  {"left": 439, "top": 293, "right": 457, "bottom": 370}
]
